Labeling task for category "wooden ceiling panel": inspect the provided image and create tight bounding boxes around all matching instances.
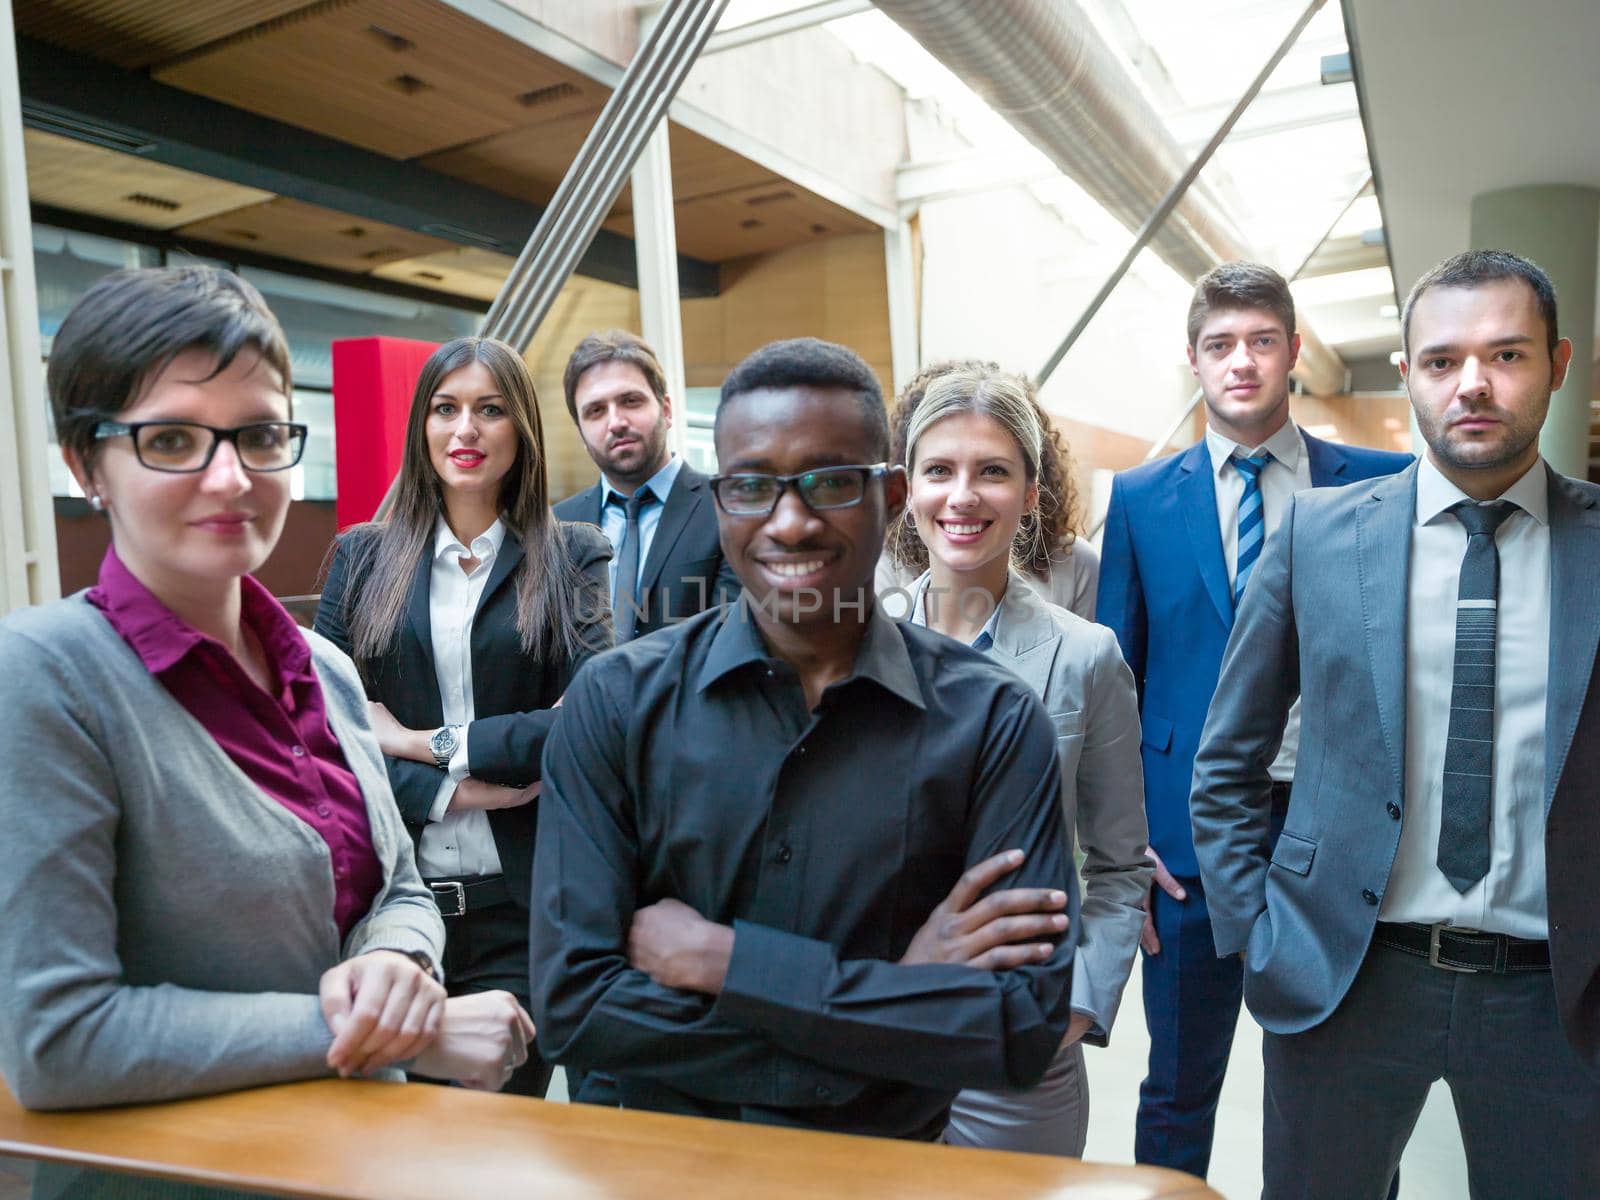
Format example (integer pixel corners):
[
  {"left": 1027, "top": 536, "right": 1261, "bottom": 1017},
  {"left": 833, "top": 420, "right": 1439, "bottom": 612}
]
[
  {"left": 25, "top": 128, "right": 275, "bottom": 229},
  {"left": 175, "top": 197, "right": 455, "bottom": 273},
  {"left": 418, "top": 108, "right": 607, "bottom": 207},
  {"left": 371, "top": 246, "right": 514, "bottom": 302},
  {"left": 605, "top": 180, "right": 876, "bottom": 263},
  {"left": 153, "top": 0, "right": 600, "bottom": 160},
  {"left": 15, "top": 0, "right": 320, "bottom": 69},
  {"left": 421, "top": 116, "right": 782, "bottom": 218}
]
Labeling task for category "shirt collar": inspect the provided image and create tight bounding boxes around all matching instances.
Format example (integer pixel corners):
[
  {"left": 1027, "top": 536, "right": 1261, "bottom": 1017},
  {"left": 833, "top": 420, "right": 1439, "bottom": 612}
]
[
  {"left": 908, "top": 571, "right": 1004, "bottom": 650},
  {"left": 433, "top": 515, "right": 507, "bottom": 562},
  {"left": 697, "top": 595, "right": 926, "bottom": 710},
  {"left": 86, "top": 546, "right": 310, "bottom": 682},
  {"left": 1415, "top": 454, "right": 1548, "bottom": 527},
  {"left": 602, "top": 454, "right": 682, "bottom": 509},
  {"left": 1205, "top": 419, "right": 1304, "bottom": 478}
]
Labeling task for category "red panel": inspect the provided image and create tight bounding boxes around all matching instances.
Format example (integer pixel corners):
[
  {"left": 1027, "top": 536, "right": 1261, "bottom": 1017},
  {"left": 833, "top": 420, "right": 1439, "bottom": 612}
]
[{"left": 331, "top": 336, "right": 439, "bottom": 529}]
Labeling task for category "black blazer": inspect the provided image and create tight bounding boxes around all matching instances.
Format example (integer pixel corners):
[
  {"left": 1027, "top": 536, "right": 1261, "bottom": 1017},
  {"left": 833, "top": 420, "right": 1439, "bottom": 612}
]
[
  {"left": 1548, "top": 627, "right": 1600, "bottom": 1075},
  {"left": 552, "top": 462, "right": 740, "bottom": 640},
  {"left": 314, "top": 520, "right": 612, "bottom": 905}
]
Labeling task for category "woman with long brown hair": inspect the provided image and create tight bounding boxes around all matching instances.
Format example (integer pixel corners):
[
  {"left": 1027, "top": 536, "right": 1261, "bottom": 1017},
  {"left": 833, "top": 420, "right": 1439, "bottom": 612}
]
[{"left": 316, "top": 335, "right": 611, "bottom": 1097}]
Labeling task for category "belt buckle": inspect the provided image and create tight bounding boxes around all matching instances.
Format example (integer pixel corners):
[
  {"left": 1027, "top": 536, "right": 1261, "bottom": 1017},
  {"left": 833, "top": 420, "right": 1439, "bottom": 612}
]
[
  {"left": 1428, "top": 922, "right": 1479, "bottom": 972},
  {"left": 428, "top": 881, "right": 466, "bottom": 918}
]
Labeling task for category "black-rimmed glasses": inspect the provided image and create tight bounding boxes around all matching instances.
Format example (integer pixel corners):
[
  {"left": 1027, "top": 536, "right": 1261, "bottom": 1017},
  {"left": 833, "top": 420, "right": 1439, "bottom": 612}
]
[
  {"left": 710, "top": 463, "right": 890, "bottom": 517},
  {"left": 93, "top": 420, "right": 308, "bottom": 473}
]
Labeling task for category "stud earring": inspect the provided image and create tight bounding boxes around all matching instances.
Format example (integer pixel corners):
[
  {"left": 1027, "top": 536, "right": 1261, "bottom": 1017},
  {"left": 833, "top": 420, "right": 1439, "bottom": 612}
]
[{"left": 88, "top": 494, "right": 104, "bottom": 512}]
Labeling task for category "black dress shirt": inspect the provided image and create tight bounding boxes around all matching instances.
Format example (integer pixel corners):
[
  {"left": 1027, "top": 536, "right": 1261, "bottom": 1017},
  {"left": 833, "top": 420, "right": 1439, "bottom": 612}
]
[{"left": 531, "top": 598, "right": 1077, "bottom": 1140}]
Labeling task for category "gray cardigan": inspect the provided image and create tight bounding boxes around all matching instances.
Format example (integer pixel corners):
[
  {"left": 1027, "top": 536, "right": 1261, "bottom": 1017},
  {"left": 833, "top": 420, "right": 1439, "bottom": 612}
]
[{"left": 0, "top": 594, "right": 445, "bottom": 1110}]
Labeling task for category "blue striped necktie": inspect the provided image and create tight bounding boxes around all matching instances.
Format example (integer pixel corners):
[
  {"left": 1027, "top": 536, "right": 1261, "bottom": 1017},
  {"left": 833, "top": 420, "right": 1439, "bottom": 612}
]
[
  {"left": 1438, "top": 498, "right": 1517, "bottom": 892},
  {"left": 1231, "top": 451, "right": 1273, "bottom": 606}
]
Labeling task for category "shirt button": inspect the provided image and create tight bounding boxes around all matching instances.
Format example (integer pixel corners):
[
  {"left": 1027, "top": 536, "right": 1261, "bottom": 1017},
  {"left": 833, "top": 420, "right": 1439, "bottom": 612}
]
[
  {"left": 1386, "top": 802, "right": 1401, "bottom": 820},
  {"left": 1362, "top": 888, "right": 1378, "bottom": 906},
  {"left": 317, "top": 805, "right": 332, "bottom": 817},
  {"left": 291, "top": 745, "right": 306, "bottom": 757},
  {"left": 775, "top": 844, "right": 793, "bottom": 865},
  {"left": 796, "top": 745, "right": 807, "bottom": 756}
]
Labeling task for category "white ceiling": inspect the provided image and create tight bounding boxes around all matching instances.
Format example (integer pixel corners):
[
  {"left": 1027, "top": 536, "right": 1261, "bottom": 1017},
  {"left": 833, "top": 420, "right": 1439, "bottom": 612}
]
[{"left": 1347, "top": 0, "right": 1600, "bottom": 298}]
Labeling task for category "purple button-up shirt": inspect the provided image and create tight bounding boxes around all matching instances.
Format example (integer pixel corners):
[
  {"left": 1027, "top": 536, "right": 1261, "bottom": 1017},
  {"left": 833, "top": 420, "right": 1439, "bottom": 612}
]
[{"left": 88, "top": 548, "right": 383, "bottom": 940}]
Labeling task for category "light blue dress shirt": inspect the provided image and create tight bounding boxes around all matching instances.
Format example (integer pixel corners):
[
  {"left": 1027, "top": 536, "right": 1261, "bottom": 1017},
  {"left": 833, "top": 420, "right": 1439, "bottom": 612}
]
[{"left": 600, "top": 454, "right": 684, "bottom": 604}]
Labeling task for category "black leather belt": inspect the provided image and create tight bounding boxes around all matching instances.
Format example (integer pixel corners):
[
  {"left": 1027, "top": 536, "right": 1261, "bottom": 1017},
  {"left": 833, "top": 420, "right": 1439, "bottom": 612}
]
[
  {"left": 425, "top": 874, "right": 511, "bottom": 918},
  {"left": 1373, "top": 921, "right": 1551, "bottom": 974}
]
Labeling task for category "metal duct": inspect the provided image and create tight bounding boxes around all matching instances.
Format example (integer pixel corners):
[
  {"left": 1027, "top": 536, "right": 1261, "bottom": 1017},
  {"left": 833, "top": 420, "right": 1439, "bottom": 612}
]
[{"left": 875, "top": 0, "right": 1347, "bottom": 395}]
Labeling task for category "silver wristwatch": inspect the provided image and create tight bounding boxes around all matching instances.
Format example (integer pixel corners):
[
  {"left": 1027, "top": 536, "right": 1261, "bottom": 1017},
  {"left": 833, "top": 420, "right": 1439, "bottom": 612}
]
[{"left": 428, "top": 724, "right": 462, "bottom": 769}]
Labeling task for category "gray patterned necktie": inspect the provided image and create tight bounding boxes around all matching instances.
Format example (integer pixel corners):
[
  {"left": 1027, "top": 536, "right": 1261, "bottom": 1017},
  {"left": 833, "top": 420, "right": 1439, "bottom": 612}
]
[
  {"left": 611, "top": 486, "right": 654, "bottom": 643},
  {"left": 1437, "top": 498, "right": 1517, "bottom": 892}
]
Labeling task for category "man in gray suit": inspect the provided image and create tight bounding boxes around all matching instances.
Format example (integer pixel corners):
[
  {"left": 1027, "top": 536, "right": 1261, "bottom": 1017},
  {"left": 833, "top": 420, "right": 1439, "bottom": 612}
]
[{"left": 1191, "top": 249, "right": 1600, "bottom": 1198}]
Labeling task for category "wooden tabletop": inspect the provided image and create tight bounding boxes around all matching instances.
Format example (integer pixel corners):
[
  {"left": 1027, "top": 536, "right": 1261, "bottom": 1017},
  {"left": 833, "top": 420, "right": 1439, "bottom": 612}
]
[{"left": 0, "top": 1079, "right": 1222, "bottom": 1199}]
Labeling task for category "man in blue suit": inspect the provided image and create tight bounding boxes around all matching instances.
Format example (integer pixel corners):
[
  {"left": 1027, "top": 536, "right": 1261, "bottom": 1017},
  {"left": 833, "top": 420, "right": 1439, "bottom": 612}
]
[
  {"left": 1097, "top": 262, "right": 1410, "bottom": 1179},
  {"left": 1192, "top": 250, "right": 1600, "bottom": 1197}
]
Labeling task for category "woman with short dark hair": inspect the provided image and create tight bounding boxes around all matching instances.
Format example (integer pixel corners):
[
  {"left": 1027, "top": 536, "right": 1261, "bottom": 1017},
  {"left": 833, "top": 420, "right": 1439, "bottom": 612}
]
[
  {"left": 316, "top": 335, "right": 611, "bottom": 1098},
  {"left": 0, "top": 265, "right": 532, "bottom": 1116}
]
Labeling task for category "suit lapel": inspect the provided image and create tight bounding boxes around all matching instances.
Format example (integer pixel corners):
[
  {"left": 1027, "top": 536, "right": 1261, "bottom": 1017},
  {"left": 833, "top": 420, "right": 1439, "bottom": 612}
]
[
  {"left": 990, "top": 582, "right": 1060, "bottom": 696},
  {"left": 405, "top": 548, "right": 436, "bottom": 683},
  {"left": 580, "top": 482, "right": 604, "bottom": 526},
  {"left": 1543, "top": 469, "right": 1600, "bottom": 811},
  {"left": 1302, "top": 429, "right": 1352, "bottom": 488},
  {"left": 1356, "top": 465, "right": 1417, "bottom": 799},
  {"left": 1177, "top": 441, "right": 1234, "bottom": 630},
  {"left": 640, "top": 467, "right": 701, "bottom": 591},
  {"left": 474, "top": 533, "right": 525, "bottom": 625}
]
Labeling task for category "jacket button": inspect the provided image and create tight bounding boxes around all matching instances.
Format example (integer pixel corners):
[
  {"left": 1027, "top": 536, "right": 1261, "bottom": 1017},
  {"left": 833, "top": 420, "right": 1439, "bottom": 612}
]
[
  {"left": 1362, "top": 888, "right": 1378, "bottom": 905},
  {"left": 775, "top": 845, "right": 793, "bottom": 864},
  {"left": 815, "top": 1085, "right": 832, "bottom": 1100},
  {"left": 1386, "top": 802, "right": 1401, "bottom": 820}
]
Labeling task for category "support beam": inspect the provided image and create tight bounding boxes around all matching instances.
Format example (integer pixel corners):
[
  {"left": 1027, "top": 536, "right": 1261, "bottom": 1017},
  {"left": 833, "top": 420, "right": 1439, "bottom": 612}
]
[
  {"left": 884, "top": 218, "right": 920, "bottom": 392},
  {"left": 632, "top": 120, "right": 690, "bottom": 458},
  {"left": 15, "top": 38, "right": 721, "bottom": 299},
  {"left": 895, "top": 148, "right": 1057, "bottom": 208},
  {"left": 484, "top": 0, "right": 731, "bottom": 351},
  {"left": 1033, "top": 0, "right": 1332, "bottom": 390},
  {"left": 704, "top": 0, "right": 873, "bottom": 55},
  {"left": 0, "top": 12, "right": 55, "bottom": 611},
  {"left": 435, "top": 0, "right": 896, "bottom": 230}
]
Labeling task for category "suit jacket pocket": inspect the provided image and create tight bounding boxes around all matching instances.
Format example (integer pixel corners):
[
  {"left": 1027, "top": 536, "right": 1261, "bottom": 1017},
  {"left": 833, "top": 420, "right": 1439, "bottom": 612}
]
[
  {"left": 1269, "top": 830, "right": 1317, "bottom": 876},
  {"left": 1049, "top": 709, "right": 1084, "bottom": 737},
  {"left": 1139, "top": 714, "right": 1173, "bottom": 753}
]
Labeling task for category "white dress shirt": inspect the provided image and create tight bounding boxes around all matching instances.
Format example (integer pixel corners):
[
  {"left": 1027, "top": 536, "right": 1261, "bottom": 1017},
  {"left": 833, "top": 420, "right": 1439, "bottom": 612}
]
[
  {"left": 1381, "top": 457, "right": 1550, "bottom": 937},
  {"left": 1205, "top": 420, "right": 1310, "bottom": 782},
  {"left": 417, "top": 516, "right": 507, "bottom": 880}
]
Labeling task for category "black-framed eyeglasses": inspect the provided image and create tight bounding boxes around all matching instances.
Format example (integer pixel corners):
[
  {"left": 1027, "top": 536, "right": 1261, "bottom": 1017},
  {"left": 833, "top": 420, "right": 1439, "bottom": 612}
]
[
  {"left": 710, "top": 463, "right": 890, "bottom": 517},
  {"left": 93, "top": 420, "right": 308, "bottom": 474}
]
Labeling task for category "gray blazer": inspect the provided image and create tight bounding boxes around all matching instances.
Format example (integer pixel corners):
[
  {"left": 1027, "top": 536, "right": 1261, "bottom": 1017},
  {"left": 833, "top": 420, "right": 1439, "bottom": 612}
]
[
  {"left": 1191, "top": 463, "right": 1600, "bottom": 1041},
  {"left": 0, "top": 595, "right": 445, "bottom": 1110},
  {"left": 920, "top": 570, "right": 1150, "bottom": 1039}
]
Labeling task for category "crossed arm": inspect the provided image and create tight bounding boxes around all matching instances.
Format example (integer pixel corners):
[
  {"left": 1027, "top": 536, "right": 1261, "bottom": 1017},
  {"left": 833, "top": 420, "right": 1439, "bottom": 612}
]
[{"left": 530, "top": 661, "right": 1078, "bottom": 1100}]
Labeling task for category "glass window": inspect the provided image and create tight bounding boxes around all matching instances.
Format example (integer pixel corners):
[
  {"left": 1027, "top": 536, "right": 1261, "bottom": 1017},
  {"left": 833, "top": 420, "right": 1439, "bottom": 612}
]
[
  {"left": 683, "top": 386, "right": 719, "bottom": 474},
  {"left": 34, "top": 225, "right": 160, "bottom": 354},
  {"left": 291, "top": 389, "right": 336, "bottom": 501},
  {"left": 240, "top": 268, "right": 480, "bottom": 391}
]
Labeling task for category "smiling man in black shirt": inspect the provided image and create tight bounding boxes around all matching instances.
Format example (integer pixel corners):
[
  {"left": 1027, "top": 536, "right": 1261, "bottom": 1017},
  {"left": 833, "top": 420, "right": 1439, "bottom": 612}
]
[{"left": 530, "top": 338, "right": 1076, "bottom": 1140}]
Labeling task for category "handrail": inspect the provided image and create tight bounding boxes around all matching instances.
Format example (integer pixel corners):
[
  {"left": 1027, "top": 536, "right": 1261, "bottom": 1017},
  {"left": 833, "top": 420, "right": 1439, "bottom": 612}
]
[{"left": 0, "top": 1078, "right": 1222, "bottom": 1199}]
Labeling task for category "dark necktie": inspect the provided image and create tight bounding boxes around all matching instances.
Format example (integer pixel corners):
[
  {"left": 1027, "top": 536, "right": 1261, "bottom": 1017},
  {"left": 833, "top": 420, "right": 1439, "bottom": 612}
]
[
  {"left": 1437, "top": 498, "right": 1517, "bottom": 892},
  {"left": 1232, "top": 451, "right": 1273, "bottom": 606},
  {"left": 611, "top": 486, "right": 654, "bottom": 643}
]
